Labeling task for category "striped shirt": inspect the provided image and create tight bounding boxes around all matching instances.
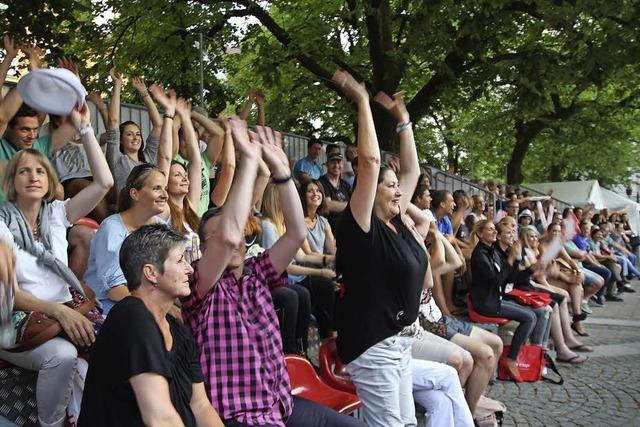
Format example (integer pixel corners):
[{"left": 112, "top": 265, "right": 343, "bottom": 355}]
[{"left": 181, "top": 250, "right": 292, "bottom": 426}]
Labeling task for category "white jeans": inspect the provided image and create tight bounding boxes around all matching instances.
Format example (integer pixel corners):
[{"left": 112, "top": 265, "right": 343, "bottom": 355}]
[
  {"left": 411, "top": 359, "right": 474, "bottom": 427},
  {"left": 0, "top": 337, "right": 85, "bottom": 427},
  {"left": 346, "top": 335, "right": 417, "bottom": 427}
]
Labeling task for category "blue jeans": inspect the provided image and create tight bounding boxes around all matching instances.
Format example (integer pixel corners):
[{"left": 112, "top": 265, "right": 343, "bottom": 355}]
[{"left": 222, "top": 396, "right": 366, "bottom": 427}]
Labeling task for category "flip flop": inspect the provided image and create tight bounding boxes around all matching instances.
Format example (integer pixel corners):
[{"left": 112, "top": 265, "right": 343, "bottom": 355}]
[
  {"left": 556, "top": 354, "right": 588, "bottom": 364},
  {"left": 569, "top": 344, "right": 594, "bottom": 353}
]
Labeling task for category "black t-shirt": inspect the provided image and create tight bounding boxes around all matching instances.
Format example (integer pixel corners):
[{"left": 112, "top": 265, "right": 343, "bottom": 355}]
[
  {"left": 78, "top": 297, "right": 203, "bottom": 427},
  {"left": 335, "top": 205, "right": 428, "bottom": 364},
  {"left": 318, "top": 174, "right": 352, "bottom": 230}
]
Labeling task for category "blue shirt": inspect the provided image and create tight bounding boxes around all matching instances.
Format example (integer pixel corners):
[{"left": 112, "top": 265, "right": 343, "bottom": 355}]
[
  {"left": 573, "top": 235, "right": 589, "bottom": 251},
  {"left": 293, "top": 157, "right": 324, "bottom": 182},
  {"left": 85, "top": 214, "right": 165, "bottom": 315},
  {"left": 436, "top": 215, "right": 453, "bottom": 235}
]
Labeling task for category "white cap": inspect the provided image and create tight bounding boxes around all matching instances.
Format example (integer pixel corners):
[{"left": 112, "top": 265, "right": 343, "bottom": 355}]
[{"left": 17, "top": 68, "right": 86, "bottom": 116}]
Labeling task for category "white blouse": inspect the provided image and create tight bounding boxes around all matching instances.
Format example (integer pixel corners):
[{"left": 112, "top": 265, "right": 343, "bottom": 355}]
[{"left": 0, "top": 200, "right": 73, "bottom": 303}]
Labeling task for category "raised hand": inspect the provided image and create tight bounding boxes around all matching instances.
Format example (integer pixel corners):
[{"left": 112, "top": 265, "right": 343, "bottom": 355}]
[
  {"left": 373, "top": 91, "right": 410, "bottom": 123},
  {"left": 3, "top": 35, "right": 18, "bottom": 59},
  {"left": 217, "top": 111, "right": 230, "bottom": 130},
  {"left": 255, "top": 91, "right": 265, "bottom": 106},
  {"left": 131, "top": 76, "right": 148, "bottom": 94},
  {"left": 175, "top": 97, "right": 192, "bottom": 119},
  {"left": 228, "top": 117, "right": 261, "bottom": 160},
  {"left": 149, "top": 83, "right": 175, "bottom": 110},
  {"left": 69, "top": 102, "right": 91, "bottom": 129},
  {"left": 20, "top": 43, "right": 43, "bottom": 70},
  {"left": 57, "top": 56, "right": 79, "bottom": 77},
  {"left": 255, "top": 125, "right": 289, "bottom": 176},
  {"left": 331, "top": 70, "right": 368, "bottom": 104},
  {"left": 108, "top": 66, "right": 122, "bottom": 84},
  {"left": 87, "top": 91, "right": 106, "bottom": 110}
]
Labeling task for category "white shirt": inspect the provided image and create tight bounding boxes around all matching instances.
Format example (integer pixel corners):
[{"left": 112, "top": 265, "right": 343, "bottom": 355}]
[{"left": 0, "top": 200, "right": 73, "bottom": 303}]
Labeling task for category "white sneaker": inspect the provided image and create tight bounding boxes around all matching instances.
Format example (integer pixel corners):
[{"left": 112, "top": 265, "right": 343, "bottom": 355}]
[{"left": 581, "top": 300, "right": 592, "bottom": 314}]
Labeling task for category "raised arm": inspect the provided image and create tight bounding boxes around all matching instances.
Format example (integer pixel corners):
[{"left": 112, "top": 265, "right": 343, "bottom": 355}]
[
  {"left": 87, "top": 91, "right": 109, "bottom": 131},
  {"left": 107, "top": 67, "right": 122, "bottom": 129},
  {"left": 238, "top": 90, "right": 255, "bottom": 121},
  {"left": 255, "top": 91, "right": 266, "bottom": 126},
  {"left": 131, "top": 77, "right": 162, "bottom": 138},
  {"left": 252, "top": 158, "right": 270, "bottom": 210},
  {"left": 65, "top": 103, "right": 114, "bottom": 223},
  {"left": 210, "top": 113, "right": 235, "bottom": 207},
  {"left": 0, "top": 36, "right": 18, "bottom": 102},
  {"left": 332, "top": 70, "right": 379, "bottom": 232},
  {"left": 175, "top": 99, "right": 202, "bottom": 209},
  {"left": 149, "top": 84, "right": 177, "bottom": 177},
  {"left": 373, "top": 91, "right": 419, "bottom": 215},
  {"left": 257, "top": 126, "right": 306, "bottom": 274},
  {"left": 191, "top": 110, "right": 224, "bottom": 165},
  {"left": 196, "top": 118, "right": 261, "bottom": 296}
]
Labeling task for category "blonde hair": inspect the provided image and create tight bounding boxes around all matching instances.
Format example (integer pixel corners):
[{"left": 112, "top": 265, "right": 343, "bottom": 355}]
[
  {"left": 2, "top": 149, "right": 59, "bottom": 202},
  {"left": 471, "top": 219, "right": 492, "bottom": 247},
  {"left": 261, "top": 183, "right": 285, "bottom": 236}
]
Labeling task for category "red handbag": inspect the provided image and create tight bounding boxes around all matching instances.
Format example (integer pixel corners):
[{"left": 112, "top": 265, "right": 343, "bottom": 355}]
[
  {"left": 507, "top": 288, "right": 552, "bottom": 308},
  {"left": 498, "top": 344, "right": 563, "bottom": 384}
]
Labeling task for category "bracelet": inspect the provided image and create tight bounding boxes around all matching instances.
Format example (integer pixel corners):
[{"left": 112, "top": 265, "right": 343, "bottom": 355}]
[
  {"left": 163, "top": 113, "right": 174, "bottom": 120},
  {"left": 396, "top": 121, "right": 412, "bottom": 134},
  {"left": 77, "top": 123, "right": 93, "bottom": 137},
  {"left": 272, "top": 175, "right": 292, "bottom": 185},
  {"left": 141, "top": 92, "right": 151, "bottom": 98}
]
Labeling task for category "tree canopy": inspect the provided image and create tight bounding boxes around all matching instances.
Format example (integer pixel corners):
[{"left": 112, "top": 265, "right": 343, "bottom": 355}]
[{"left": 1, "top": 0, "right": 638, "bottom": 184}]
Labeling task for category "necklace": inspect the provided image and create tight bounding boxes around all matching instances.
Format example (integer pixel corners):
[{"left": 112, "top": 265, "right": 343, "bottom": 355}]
[{"left": 32, "top": 215, "right": 41, "bottom": 241}]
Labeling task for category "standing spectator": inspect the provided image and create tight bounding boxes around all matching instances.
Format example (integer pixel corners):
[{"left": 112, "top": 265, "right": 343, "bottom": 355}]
[
  {"left": 317, "top": 151, "right": 351, "bottom": 230},
  {"left": 292, "top": 138, "right": 323, "bottom": 183}
]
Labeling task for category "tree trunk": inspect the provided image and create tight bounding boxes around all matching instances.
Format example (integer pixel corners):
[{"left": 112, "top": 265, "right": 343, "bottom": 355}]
[{"left": 506, "top": 119, "right": 545, "bottom": 184}]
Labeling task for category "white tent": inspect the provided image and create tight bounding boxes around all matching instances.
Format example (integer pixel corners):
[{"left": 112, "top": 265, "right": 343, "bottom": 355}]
[{"left": 526, "top": 180, "right": 640, "bottom": 234}]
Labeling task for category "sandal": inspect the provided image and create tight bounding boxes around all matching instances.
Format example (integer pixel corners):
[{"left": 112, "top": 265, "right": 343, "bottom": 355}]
[
  {"left": 571, "top": 322, "right": 590, "bottom": 337},
  {"left": 556, "top": 354, "right": 588, "bottom": 364},
  {"left": 569, "top": 344, "right": 593, "bottom": 352}
]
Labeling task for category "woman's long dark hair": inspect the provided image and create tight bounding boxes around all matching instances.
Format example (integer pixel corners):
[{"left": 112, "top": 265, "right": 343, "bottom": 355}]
[
  {"left": 119, "top": 121, "right": 146, "bottom": 162},
  {"left": 299, "top": 180, "right": 329, "bottom": 218}
]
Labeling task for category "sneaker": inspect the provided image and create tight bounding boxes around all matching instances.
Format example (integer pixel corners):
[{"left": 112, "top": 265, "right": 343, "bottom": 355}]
[
  {"left": 589, "top": 297, "right": 604, "bottom": 307},
  {"left": 581, "top": 301, "right": 592, "bottom": 314},
  {"left": 605, "top": 294, "right": 624, "bottom": 302},
  {"left": 621, "top": 284, "right": 636, "bottom": 293}
]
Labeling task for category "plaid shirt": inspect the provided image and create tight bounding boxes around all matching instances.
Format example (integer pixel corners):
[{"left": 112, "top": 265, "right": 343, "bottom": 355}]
[{"left": 181, "top": 250, "right": 292, "bottom": 426}]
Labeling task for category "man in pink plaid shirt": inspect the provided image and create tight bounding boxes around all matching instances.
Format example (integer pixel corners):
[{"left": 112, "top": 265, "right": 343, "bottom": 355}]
[{"left": 182, "top": 121, "right": 364, "bottom": 427}]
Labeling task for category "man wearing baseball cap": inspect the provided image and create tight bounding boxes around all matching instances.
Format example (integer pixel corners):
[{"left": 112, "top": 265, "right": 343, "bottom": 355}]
[{"left": 317, "top": 151, "right": 351, "bottom": 230}]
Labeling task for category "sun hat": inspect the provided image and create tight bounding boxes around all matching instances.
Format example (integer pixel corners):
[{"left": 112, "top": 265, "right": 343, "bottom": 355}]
[{"left": 17, "top": 68, "right": 86, "bottom": 115}]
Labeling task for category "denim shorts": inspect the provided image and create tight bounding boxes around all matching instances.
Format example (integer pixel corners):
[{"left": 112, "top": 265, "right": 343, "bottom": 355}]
[{"left": 442, "top": 316, "right": 473, "bottom": 340}]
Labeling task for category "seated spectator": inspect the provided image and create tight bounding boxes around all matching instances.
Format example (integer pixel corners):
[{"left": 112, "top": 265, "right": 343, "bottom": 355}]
[
  {"left": 292, "top": 138, "right": 324, "bottom": 183},
  {"left": 573, "top": 220, "right": 613, "bottom": 305},
  {"left": 602, "top": 221, "right": 640, "bottom": 283},
  {"left": 182, "top": 118, "right": 364, "bottom": 426},
  {"left": 469, "top": 220, "right": 548, "bottom": 382},
  {"left": 78, "top": 224, "right": 224, "bottom": 427},
  {"left": 104, "top": 69, "right": 162, "bottom": 193},
  {"left": 468, "top": 194, "right": 487, "bottom": 222},
  {"left": 588, "top": 225, "right": 625, "bottom": 302},
  {"left": 518, "top": 208, "right": 533, "bottom": 228},
  {"left": 261, "top": 182, "right": 337, "bottom": 344},
  {"left": 0, "top": 102, "right": 113, "bottom": 427},
  {"left": 84, "top": 163, "right": 168, "bottom": 315},
  {"left": 317, "top": 151, "right": 351, "bottom": 230},
  {"left": 152, "top": 93, "right": 203, "bottom": 261},
  {"left": 300, "top": 180, "right": 336, "bottom": 258}
]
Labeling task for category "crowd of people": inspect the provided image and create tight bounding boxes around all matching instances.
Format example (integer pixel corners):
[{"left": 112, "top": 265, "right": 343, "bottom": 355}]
[{"left": 0, "top": 39, "right": 638, "bottom": 427}]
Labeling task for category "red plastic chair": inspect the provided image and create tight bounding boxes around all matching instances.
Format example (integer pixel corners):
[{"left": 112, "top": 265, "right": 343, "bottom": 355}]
[
  {"left": 318, "top": 337, "right": 357, "bottom": 394},
  {"left": 285, "top": 354, "right": 362, "bottom": 414},
  {"left": 467, "top": 297, "right": 510, "bottom": 325},
  {"left": 74, "top": 217, "right": 100, "bottom": 230}
]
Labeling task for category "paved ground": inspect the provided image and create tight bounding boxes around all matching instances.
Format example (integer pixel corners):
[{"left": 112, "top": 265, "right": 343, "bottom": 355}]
[{"left": 487, "top": 284, "right": 640, "bottom": 427}]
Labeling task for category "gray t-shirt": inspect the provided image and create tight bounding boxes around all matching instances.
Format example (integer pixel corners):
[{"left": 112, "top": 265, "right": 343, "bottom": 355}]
[
  {"left": 51, "top": 141, "right": 105, "bottom": 183},
  {"left": 306, "top": 214, "right": 329, "bottom": 254},
  {"left": 106, "top": 129, "right": 159, "bottom": 193}
]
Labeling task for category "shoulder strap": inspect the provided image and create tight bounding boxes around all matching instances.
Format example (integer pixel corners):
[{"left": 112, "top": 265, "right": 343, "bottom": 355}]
[{"left": 542, "top": 353, "right": 564, "bottom": 385}]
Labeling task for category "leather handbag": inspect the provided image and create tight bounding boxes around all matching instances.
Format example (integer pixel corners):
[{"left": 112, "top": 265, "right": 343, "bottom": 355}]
[{"left": 8, "top": 285, "right": 100, "bottom": 353}]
